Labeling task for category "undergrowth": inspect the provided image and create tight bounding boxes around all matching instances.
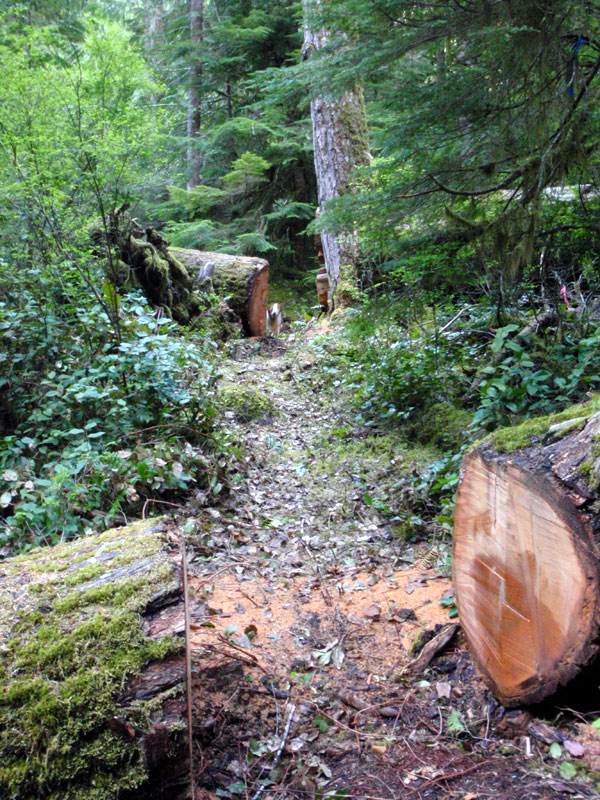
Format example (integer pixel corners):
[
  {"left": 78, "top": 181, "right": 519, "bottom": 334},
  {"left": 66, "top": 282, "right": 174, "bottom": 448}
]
[
  {"left": 0, "top": 290, "right": 232, "bottom": 552},
  {"left": 309, "top": 294, "right": 600, "bottom": 541}
]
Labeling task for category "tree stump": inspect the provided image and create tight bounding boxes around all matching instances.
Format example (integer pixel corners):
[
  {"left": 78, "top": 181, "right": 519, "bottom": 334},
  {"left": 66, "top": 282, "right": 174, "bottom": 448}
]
[
  {"left": 0, "top": 518, "right": 190, "bottom": 800},
  {"left": 173, "top": 248, "right": 269, "bottom": 336},
  {"left": 453, "top": 402, "right": 600, "bottom": 706}
]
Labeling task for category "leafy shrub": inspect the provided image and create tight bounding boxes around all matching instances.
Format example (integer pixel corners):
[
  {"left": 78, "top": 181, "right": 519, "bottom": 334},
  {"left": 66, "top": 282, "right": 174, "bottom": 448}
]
[
  {"left": 0, "top": 292, "right": 226, "bottom": 551},
  {"left": 474, "top": 321, "right": 600, "bottom": 430}
]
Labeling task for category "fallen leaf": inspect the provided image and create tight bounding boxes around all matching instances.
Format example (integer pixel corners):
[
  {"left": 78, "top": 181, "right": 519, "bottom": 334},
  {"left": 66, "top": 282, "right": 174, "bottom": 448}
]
[
  {"left": 362, "top": 604, "right": 381, "bottom": 620},
  {"left": 436, "top": 681, "right": 451, "bottom": 699},
  {"left": 563, "top": 739, "right": 585, "bottom": 758}
]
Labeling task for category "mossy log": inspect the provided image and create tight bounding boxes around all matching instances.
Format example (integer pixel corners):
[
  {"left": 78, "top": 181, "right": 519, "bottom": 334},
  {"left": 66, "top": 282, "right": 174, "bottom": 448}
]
[
  {"left": 453, "top": 399, "right": 600, "bottom": 706},
  {"left": 118, "top": 228, "right": 269, "bottom": 335},
  {"left": 0, "top": 518, "right": 190, "bottom": 800},
  {"left": 120, "top": 229, "right": 201, "bottom": 327},
  {"left": 172, "top": 247, "right": 269, "bottom": 336}
]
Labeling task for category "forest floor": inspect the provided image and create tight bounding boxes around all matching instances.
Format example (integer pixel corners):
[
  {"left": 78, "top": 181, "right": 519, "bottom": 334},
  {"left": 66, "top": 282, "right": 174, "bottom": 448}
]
[{"left": 184, "top": 325, "right": 600, "bottom": 800}]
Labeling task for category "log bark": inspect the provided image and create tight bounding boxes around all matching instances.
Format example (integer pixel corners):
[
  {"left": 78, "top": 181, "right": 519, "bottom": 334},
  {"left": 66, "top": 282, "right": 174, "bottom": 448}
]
[
  {"left": 116, "top": 225, "right": 269, "bottom": 336},
  {"left": 0, "top": 518, "right": 190, "bottom": 800},
  {"left": 453, "top": 406, "right": 600, "bottom": 706},
  {"left": 173, "top": 247, "right": 269, "bottom": 336}
]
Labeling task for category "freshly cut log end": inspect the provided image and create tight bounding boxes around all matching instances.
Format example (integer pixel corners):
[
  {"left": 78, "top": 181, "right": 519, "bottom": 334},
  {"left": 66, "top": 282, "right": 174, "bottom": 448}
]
[
  {"left": 453, "top": 431, "right": 600, "bottom": 707},
  {"left": 173, "top": 248, "right": 269, "bottom": 336}
]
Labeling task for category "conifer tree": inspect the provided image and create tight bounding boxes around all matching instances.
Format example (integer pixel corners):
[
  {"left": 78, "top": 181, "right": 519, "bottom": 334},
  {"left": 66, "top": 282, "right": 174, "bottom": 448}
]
[{"left": 302, "top": 0, "right": 369, "bottom": 304}]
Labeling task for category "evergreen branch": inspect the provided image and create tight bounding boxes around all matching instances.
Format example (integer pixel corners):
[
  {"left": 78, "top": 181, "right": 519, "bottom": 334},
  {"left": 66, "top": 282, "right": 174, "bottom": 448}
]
[{"left": 427, "top": 170, "right": 522, "bottom": 197}]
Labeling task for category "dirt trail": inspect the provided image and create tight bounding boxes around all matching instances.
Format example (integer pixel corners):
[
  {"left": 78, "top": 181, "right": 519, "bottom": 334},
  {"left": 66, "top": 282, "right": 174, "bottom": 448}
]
[{"left": 186, "top": 337, "right": 599, "bottom": 800}]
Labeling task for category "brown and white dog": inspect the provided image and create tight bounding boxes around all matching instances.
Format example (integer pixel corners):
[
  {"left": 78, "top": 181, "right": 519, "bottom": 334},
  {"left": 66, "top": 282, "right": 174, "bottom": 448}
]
[{"left": 266, "top": 303, "right": 283, "bottom": 337}]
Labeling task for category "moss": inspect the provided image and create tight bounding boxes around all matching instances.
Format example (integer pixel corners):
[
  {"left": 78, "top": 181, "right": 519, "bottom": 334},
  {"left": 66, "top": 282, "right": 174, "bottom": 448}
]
[
  {"left": 413, "top": 402, "right": 474, "bottom": 450},
  {"left": 333, "top": 264, "right": 360, "bottom": 309},
  {"left": 220, "top": 384, "right": 275, "bottom": 421},
  {"left": 63, "top": 562, "right": 105, "bottom": 586},
  {"left": 486, "top": 395, "right": 600, "bottom": 452},
  {"left": 0, "top": 517, "right": 183, "bottom": 799}
]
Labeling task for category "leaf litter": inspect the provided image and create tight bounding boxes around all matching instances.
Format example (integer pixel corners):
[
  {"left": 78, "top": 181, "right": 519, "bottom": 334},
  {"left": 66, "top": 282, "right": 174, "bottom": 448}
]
[{"left": 183, "top": 330, "right": 600, "bottom": 799}]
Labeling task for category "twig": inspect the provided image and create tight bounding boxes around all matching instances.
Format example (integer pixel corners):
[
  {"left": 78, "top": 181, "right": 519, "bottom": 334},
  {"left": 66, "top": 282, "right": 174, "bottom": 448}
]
[
  {"left": 216, "top": 634, "right": 269, "bottom": 673},
  {"left": 305, "top": 700, "right": 372, "bottom": 742},
  {"left": 194, "top": 563, "right": 248, "bottom": 588},
  {"left": 181, "top": 539, "right": 195, "bottom": 800},
  {"left": 439, "top": 306, "right": 468, "bottom": 335},
  {"left": 251, "top": 703, "right": 297, "bottom": 800},
  {"left": 407, "top": 757, "right": 503, "bottom": 794},
  {"left": 142, "top": 498, "right": 187, "bottom": 518}
]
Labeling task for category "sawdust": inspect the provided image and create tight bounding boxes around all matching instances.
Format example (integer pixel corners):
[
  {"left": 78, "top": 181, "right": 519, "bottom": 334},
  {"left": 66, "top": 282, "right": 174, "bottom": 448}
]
[{"left": 190, "top": 566, "right": 452, "bottom": 673}]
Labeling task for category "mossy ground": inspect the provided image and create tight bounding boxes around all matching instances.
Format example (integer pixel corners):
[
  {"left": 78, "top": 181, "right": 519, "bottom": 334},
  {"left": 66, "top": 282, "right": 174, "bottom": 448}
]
[
  {"left": 219, "top": 383, "right": 275, "bottom": 422},
  {"left": 0, "top": 518, "right": 182, "bottom": 800}
]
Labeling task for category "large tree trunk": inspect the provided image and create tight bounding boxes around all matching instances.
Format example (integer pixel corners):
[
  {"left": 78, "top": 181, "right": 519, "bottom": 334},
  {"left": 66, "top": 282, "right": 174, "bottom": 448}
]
[
  {"left": 0, "top": 518, "right": 190, "bottom": 800},
  {"left": 117, "top": 226, "right": 269, "bottom": 336},
  {"left": 187, "top": 0, "right": 204, "bottom": 190},
  {"left": 453, "top": 406, "right": 600, "bottom": 706},
  {"left": 302, "top": 0, "right": 369, "bottom": 307}
]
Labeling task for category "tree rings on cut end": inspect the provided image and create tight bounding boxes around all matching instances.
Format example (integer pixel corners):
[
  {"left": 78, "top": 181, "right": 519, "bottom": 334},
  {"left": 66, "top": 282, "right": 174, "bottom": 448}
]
[{"left": 453, "top": 449, "right": 600, "bottom": 706}]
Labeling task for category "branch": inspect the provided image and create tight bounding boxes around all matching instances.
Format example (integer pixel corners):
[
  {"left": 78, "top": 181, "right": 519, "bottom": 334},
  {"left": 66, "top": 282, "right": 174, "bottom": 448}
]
[{"left": 428, "top": 170, "right": 521, "bottom": 197}]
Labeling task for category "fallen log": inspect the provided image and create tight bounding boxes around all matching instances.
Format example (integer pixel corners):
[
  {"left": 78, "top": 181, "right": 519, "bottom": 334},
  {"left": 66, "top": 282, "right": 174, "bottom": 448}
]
[
  {"left": 112, "top": 223, "right": 269, "bottom": 336},
  {"left": 173, "top": 247, "right": 269, "bottom": 337},
  {"left": 453, "top": 399, "right": 600, "bottom": 706},
  {"left": 0, "top": 518, "right": 190, "bottom": 800}
]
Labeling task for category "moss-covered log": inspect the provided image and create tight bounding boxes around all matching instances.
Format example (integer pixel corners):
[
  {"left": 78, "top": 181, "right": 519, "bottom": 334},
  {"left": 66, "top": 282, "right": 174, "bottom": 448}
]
[
  {"left": 119, "top": 228, "right": 202, "bottom": 327},
  {"left": 0, "top": 518, "right": 190, "bottom": 800},
  {"left": 453, "top": 398, "right": 600, "bottom": 706},
  {"left": 172, "top": 247, "right": 269, "bottom": 336},
  {"left": 115, "top": 226, "right": 269, "bottom": 335}
]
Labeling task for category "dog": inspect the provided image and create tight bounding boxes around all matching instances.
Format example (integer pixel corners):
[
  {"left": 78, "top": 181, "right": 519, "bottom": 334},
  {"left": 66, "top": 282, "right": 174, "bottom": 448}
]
[{"left": 266, "top": 303, "right": 283, "bottom": 337}]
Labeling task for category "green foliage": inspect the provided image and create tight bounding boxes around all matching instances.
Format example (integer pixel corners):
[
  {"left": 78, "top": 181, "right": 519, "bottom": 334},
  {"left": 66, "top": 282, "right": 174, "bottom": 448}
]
[
  {"left": 0, "top": 15, "right": 165, "bottom": 272},
  {"left": 474, "top": 321, "right": 600, "bottom": 430},
  {"left": 326, "top": 302, "right": 476, "bottom": 429},
  {"left": 223, "top": 152, "right": 271, "bottom": 192},
  {"left": 0, "top": 291, "right": 224, "bottom": 550},
  {"left": 220, "top": 384, "right": 275, "bottom": 422},
  {"left": 144, "top": 0, "right": 315, "bottom": 272}
]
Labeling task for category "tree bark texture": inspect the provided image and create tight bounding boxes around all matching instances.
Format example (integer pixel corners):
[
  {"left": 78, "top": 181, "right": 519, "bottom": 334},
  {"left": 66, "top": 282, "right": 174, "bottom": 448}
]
[
  {"left": 453, "top": 408, "right": 600, "bottom": 706},
  {"left": 116, "top": 226, "right": 269, "bottom": 336},
  {"left": 187, "top": 0, "right": 204, "bottom": 190},
  {"left": 302, "top": 0, "right": 369, "bottom": 305},
  {"left": 0, "top": 518, "right": 190, "bottom": 800},
  {"left": 173, "top": 247, "right": 269, "bottom": 336}
]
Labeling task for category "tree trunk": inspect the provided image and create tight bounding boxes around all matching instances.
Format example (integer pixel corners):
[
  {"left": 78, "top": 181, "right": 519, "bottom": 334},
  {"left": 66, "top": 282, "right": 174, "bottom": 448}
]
[
  {"left": 0, "top": 518, "right": 190, "bottom": 800},
  {"left": 302, "top": 0, "right": 369, "bottom": 307},
  {"left": 173, "top": 247, "right": 269, "bottom": 336},
  {"left": 187, "top": 0, "right": 204, "bottom": 190},
  {"left": 453, "top": 406, "right": 600, "bottom": 706}
]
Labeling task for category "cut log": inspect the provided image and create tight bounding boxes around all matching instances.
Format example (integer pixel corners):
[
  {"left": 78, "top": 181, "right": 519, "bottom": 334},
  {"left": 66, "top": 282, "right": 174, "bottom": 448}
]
[
  {"left": 0, "top": 518, "right": 190, "bottom": 800},
  {"left": 453, "top": 402, "right": 600, "bottom": 706},
  {"left": 172, "top": 247, "right": 269, "bottom": 337},
  {"left": 112, "top": 223, "right": 269, "bottom": 336}
]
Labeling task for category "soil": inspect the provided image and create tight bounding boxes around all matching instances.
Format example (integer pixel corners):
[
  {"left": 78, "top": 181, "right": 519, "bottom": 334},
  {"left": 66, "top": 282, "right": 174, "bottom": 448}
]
[{"left": 183, "top": 329, "right": 600, "bottom": 800}]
